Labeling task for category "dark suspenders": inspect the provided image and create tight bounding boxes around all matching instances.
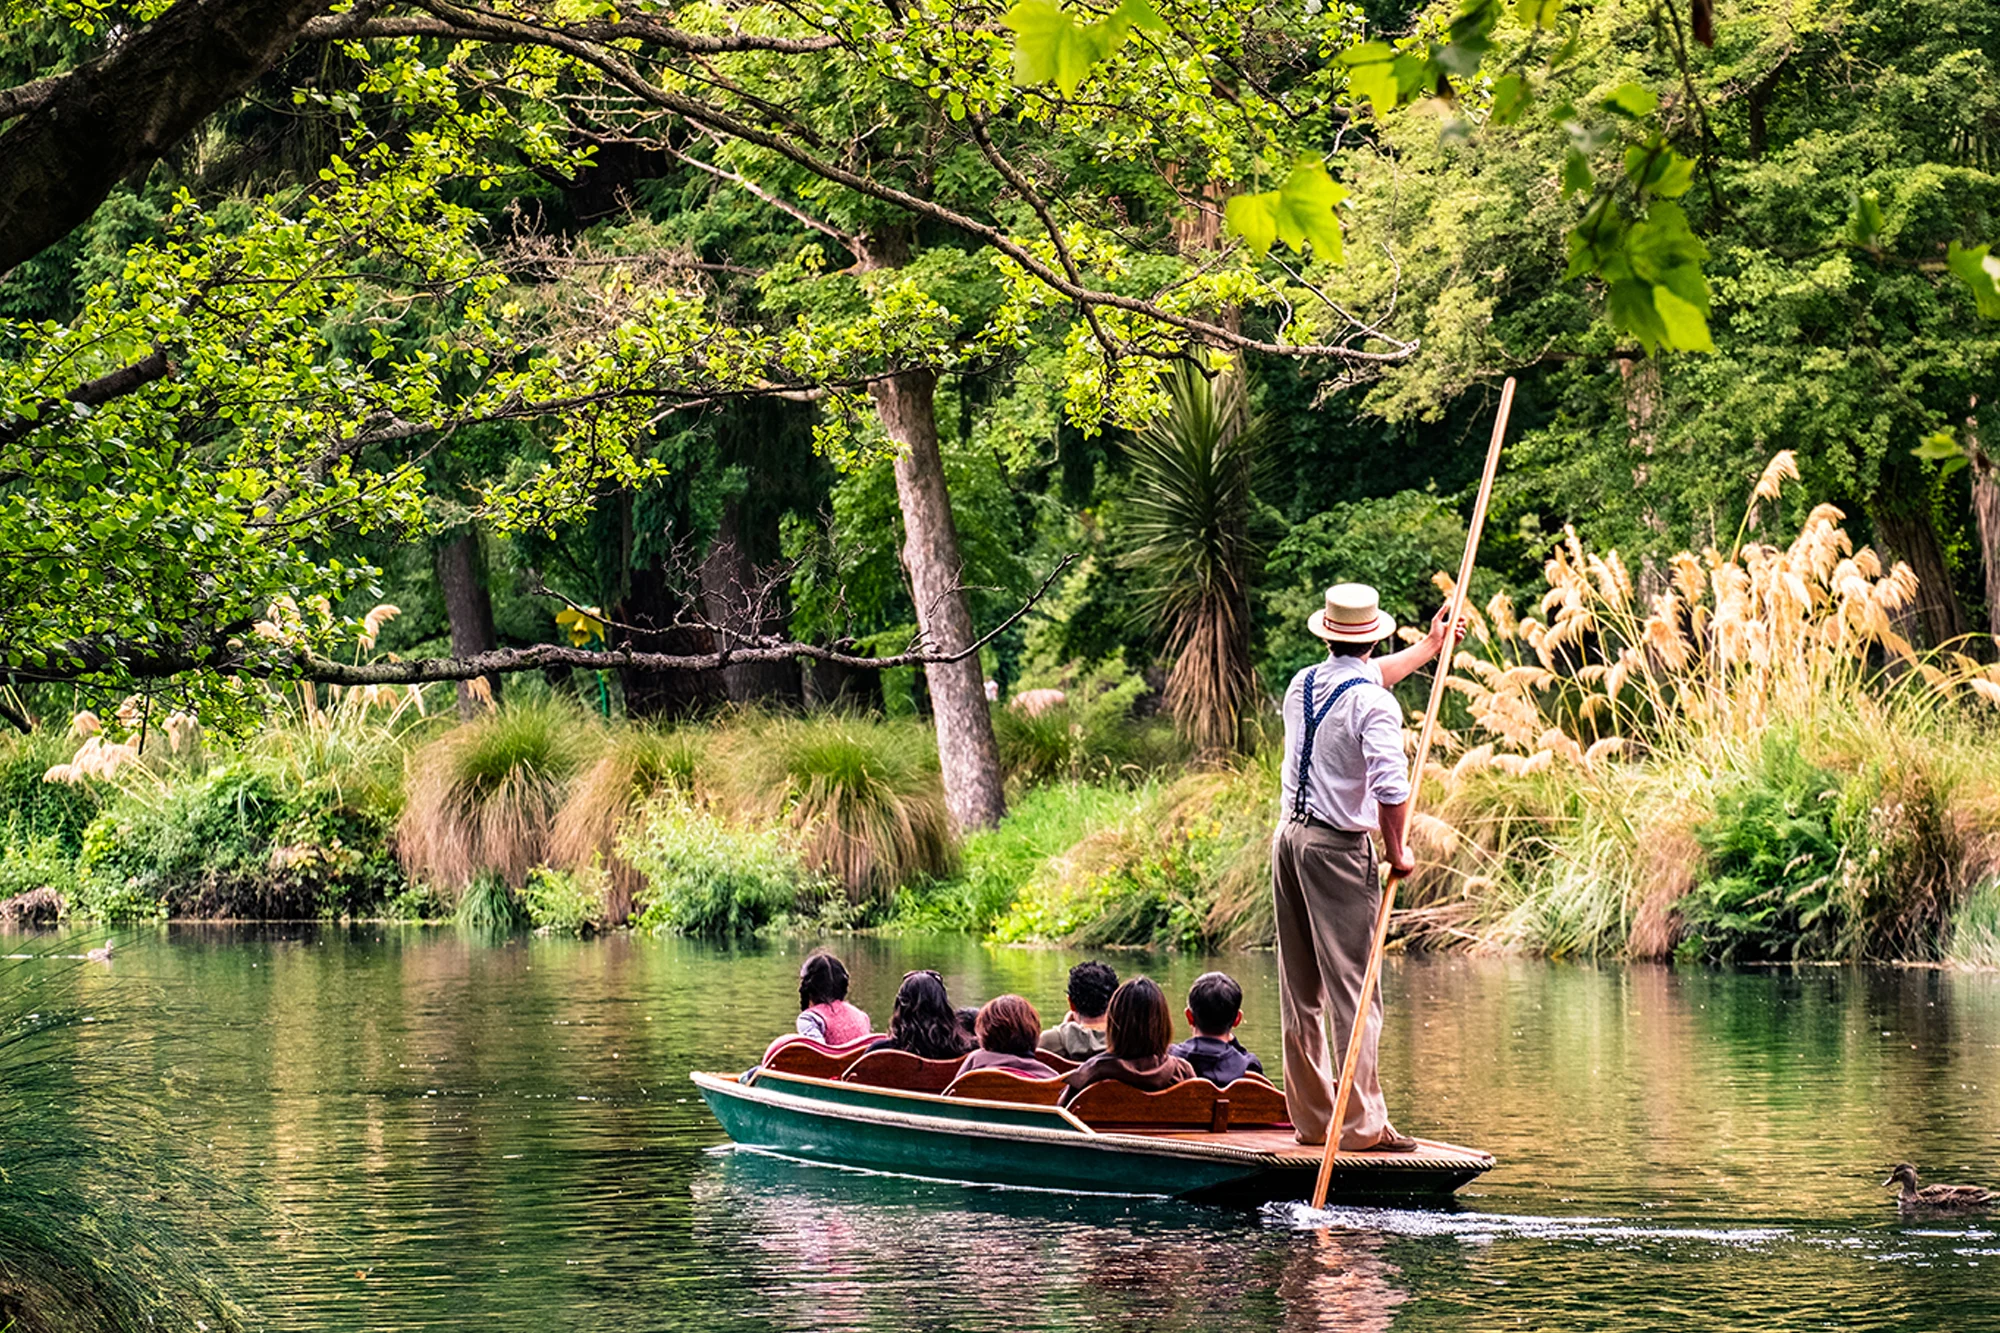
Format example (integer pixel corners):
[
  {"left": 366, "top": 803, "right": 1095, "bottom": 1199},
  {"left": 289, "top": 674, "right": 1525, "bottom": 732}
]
[{"left": 1290, "top": 668, "right": 1369, "bottom": 824}]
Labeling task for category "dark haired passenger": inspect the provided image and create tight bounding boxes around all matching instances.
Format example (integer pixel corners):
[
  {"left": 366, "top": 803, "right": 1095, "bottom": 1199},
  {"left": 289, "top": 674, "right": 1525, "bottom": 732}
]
[
  {"left": 1169, "top": 971, "right": 1264, "bottom": 1085},
  {"left": 867, "top": 969, "right": 973, "bottom": 1061},
  {"left": 1058, "top": 977, "right": 1196, "bottom": 1106},
  {"left": 1038, "top": 960, "right": 1118, "bottom": 1060},
  {"left": 957, "top": 995, "right": 1058, "bottom": 1078},
  {"left": 795, "top": 951, "right": 871, "bottom": 1047}
]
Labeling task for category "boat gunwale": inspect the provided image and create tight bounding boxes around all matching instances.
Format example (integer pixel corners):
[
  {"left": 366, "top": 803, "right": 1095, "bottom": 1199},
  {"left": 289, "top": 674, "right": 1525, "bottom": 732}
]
[{"left": 691, "top": 1069, "right": 1494, "bottom": 1173}]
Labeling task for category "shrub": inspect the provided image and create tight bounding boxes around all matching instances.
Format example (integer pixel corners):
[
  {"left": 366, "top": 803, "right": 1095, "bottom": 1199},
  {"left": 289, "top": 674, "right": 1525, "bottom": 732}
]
[
  {"left": 71, "top": 766, "right": 401, "bottom": 922},
  {"left": 1949, "top": 879, "right": 2000, "bottom": 970},
  {"left": 398, "top": 700, "right": 594, "bottom": 894},
  {"left": 991, "top": 759, "right": 1276, "bottom": 951},
  {"left": 992, "top": 658, "right": 1176, "bottom": 786},
  {"left": 521, "top": 865, "right": 606, "bottom": 935},
  {"left": 623, "top": 800, "right": 824, "bottom": 936},
  {"left": 0, "top": 729, "right": 102, "bottom": 852},
  {"left": 548, "top": 726, "right": 701, "bottom": 923},
  {"left": 720, "top": 713, "right": 954, "bottom": 899},
  {"left": 455, "top": 871, "right": 530, "bottom": 932},
  {"left": 0, "top": 829, "right": 79, "bottom": 908},
  {"left": 890, "top": 782, "right": 1146, "bottom": 934}
]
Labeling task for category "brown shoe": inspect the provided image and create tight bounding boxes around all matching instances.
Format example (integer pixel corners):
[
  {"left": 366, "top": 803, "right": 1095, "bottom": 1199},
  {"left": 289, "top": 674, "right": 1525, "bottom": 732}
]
[{"left": 1366, "top": 1128, "right": 1419, "bottom": 1152}]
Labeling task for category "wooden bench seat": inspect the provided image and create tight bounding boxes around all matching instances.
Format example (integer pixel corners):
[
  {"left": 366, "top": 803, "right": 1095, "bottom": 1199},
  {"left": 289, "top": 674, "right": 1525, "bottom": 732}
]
[
  {"left": 840, "top": 1048, "right": 963, "bottom": 1094},
  {"left": 1066, "top": 1077, "right": 1291, "bottom": 1133},
  {"left": 943, "top": 1069, "right": 1067, "bottom": 1105},
  {"left": 759, "top": 1034, "right": 882, "bottom": 1080}
]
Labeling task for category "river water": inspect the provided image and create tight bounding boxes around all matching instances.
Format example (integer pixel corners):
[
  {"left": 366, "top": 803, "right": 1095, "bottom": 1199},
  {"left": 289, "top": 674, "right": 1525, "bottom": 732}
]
[{"left": 25, "top": 928, "right": 2000, "bottom": 1330}]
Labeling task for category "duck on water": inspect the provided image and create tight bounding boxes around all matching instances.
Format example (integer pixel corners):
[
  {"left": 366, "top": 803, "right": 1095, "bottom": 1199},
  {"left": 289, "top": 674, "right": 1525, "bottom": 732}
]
[{"left": 1883, "top": 1163, "right": 1994, "bottom": 1210}]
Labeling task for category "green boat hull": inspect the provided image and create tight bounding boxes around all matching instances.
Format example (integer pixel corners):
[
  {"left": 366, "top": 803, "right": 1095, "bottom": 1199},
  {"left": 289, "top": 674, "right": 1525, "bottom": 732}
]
[{"left": 692, "top": 1071, "right": 1491, "bottom": 1206}]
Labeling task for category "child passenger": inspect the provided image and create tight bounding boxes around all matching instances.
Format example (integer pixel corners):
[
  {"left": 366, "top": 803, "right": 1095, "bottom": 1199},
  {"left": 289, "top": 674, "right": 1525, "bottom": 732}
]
[
  {"left": 1058, "top": 977, "right": 1196, "bottom": 1107},
  {"left": 1037, "top": 960, "right": 1117, "bottom": 1060},
  {"left": 957, "top": 995, "right": 1058, "bottom": 1078},
  {"left": 795, "top": 951, "right": 871, "bottom": 1046},
  {"left": 868, "top": 969, "right": 973, "bottom": 1061},
  {"left": 1168, "top": 971, "right": 1265, "bottom": 1085}
]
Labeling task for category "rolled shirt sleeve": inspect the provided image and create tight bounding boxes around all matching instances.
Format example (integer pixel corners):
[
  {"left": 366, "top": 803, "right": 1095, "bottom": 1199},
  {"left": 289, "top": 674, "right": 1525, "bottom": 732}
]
[{"left": 1356, "top": 694, "right": 1412, "bottom": 808}]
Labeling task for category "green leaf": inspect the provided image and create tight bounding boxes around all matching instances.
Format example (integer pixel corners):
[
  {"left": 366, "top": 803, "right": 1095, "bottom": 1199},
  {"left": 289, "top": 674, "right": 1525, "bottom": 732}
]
[
  {"left": 1269, "top": 159, "right": 1348, "bottom": 262},
  {"left": 1224, "top": 192, "right": 1279, "bottom": 259},
  {"left": 1491, "top": 72, "right": 1530, "bottom": 125},
  {"left": 1946, "top": 240, "right": 2000, "bottom": 319},
  {"left": 1846, "top": 191, "right": 1887, "bottom": 250},
  {"left": 1003, "top": 0, "right": 1118, "bottom": 95},
  {"left": 1603, "top": 82, "right": 1658, "bottom": 118},
  {"left": 1607, "top": 279, "right": 1664, "bottom": 355},
  {"left": 1561, "top": 146, "right": 1593, "bottom": 198},
  {"left": 1512, "top": 0, "right": 1560, "bottom": 26},
  {"left": 1338, "top": 42, "right": 1402, "bottom": 116},
  {"left": 1225, "top": 160, "right": 1348, "bottom": 261},
  {"left": 1651, "top": 283, "right": 1714, "bottom": 352},
  {"left": 1624, "top": 140, "right": 1694, "bottom": 198},
  {"left": 1913, "top": 430, "right": 1962, "bottom": 461},
  {"left": 1112, "top": 0, "right": 1166, "bottom": 33}
]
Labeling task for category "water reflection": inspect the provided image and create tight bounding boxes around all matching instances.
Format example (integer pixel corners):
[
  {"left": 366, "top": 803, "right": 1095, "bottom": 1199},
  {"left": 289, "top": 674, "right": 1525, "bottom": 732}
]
[{"left": 27, "top": 926, "right": 2000, "bottom": 1330}]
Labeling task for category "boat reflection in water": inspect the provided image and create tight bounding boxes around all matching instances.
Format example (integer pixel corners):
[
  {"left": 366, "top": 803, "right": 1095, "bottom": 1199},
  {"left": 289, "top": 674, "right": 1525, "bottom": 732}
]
[{"left": 690, "top": 1147, "right": 1411, "bottom": 1332}]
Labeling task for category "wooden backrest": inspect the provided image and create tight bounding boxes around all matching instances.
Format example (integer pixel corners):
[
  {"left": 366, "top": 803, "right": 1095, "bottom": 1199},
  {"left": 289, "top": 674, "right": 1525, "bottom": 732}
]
[
  {"left": 841, "top": 1048, "right": 963, "bottom": 1094},
  {"left": 1067, "top": 1078, "right": 1227, "bottom": 1131},
  {"left": 761, "top": 1036, "right": 878, "bottom": 1081},
  {"left": 1220, "top": 1076, "right": 1290, "bottom": 1126},
  {"left": 1033, "top": 1050, "right": 1081, "bottom": 1074},
  {"left": 943, "top": 1069, "right": 1067, "bottom": 1105}
]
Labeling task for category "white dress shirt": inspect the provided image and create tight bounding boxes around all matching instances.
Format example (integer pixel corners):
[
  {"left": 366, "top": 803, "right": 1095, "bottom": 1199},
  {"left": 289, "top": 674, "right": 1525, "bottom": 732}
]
[{"left": 1278, "top": 655, "right": 1411, "bottom": 833}]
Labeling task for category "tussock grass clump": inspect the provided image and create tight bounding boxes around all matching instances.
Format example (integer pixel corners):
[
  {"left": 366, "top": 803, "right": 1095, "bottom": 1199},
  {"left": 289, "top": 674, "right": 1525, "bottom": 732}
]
[
  {"left": 992, "top": 659, "right": 1184, "bottom": 787},
  {"left": 397, "top": 699, "right": 595, "bottom": 894},
  {"left": 548, "top": 727, "right": 701, "bottom": 923},
  {"left": 455, "top": 871, "right": 531, "bottom": 931},
  {"left": 720, "top": 713, "right": 954, "bottom": 900}
]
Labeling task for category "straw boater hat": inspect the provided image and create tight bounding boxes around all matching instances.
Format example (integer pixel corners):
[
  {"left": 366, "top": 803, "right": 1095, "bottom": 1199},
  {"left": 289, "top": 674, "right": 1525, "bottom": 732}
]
[{"left": 1308, "top": 583, "right": 1396, "bottom": 644}]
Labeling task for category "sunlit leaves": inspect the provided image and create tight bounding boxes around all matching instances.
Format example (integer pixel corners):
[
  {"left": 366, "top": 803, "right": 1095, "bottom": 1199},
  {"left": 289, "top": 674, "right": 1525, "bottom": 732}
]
[
  {"left": 1913, "top": 430, "right": 1970, "bottom": 479},
  {"left": 1946, "top": 241, "right": 2000, "bottom": 319},
  {"left": 1845, "top": 191, "right": 1887, "bottom": 251},
  {"left": 1002, "top": 0, "right": 1163, "bottom": 95},
  {"left": 1602, "top": 82, "right": 1657, "bottom": 118},
  {"left": 1223, "top": 160, "right": 1347, "bottom": 262}
]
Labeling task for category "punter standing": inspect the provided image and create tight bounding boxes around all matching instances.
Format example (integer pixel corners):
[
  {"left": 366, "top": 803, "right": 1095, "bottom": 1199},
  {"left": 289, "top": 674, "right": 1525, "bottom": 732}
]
[{"left": 1274, "top": 583, "right": 1460, "bottom": 1152}]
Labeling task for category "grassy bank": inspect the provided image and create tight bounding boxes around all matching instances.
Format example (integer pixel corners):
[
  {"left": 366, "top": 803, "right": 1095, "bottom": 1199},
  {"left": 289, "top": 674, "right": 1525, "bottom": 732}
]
[{"left": 7, "top": 471, "right": 2000, "bottom": 964}]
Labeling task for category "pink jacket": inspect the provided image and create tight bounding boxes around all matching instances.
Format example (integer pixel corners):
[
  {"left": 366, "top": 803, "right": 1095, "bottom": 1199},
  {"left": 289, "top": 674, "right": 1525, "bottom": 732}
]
[{"left": 797, "top": 1000, "right": 871, "bottom": 1047}]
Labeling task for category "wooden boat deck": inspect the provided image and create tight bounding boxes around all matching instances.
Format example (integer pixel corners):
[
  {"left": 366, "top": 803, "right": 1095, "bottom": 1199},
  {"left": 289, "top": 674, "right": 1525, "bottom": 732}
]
[{"left": 1131, "top": 1128, "right": 1491, "bottom": 1171}]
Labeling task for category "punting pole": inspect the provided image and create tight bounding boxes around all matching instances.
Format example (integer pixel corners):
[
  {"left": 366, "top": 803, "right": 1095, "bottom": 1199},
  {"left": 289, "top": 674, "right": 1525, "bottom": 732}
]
[{"left": 1309, "top": 376, "right": 1516, "bottom": 1211}]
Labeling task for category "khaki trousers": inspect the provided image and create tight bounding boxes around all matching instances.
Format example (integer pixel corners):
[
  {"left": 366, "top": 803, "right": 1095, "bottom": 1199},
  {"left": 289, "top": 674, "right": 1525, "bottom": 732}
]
[{"left": 1271, "top": 819, "right": 1390, "bottom": 1149}]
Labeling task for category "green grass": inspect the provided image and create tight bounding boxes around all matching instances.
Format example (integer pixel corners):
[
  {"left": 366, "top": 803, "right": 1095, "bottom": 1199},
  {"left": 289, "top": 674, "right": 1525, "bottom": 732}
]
[{"left": 889, "top": 782, "right": 1149, "bottom": 934}]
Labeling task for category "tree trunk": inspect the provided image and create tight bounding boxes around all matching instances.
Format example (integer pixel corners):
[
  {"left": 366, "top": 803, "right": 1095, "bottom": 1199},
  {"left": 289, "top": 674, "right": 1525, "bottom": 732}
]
[
  {"left": 0, "top": 0, "right": 339, "bottom": 273},
  {"left": 1967, "top": 406, "right": 2000, "bottom": 645},
  {"left": 699, "top": 500, "right": 801, "bottom": 704},
  {"left": 613, "top": 560, "right": 727, "bottom": 718},
  {"left": 1868, "top": 497, "right": 1968, "bottom": 649},
  {"left": 433, "top": 528, "right": 501, "bottom": 718},
  {"left": 869, "top": 368, "right": 1007, "bottom": 831}
]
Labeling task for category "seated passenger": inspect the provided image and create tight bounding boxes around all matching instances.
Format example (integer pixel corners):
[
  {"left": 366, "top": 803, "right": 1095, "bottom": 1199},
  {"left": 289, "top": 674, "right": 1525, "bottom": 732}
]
[
  {"left": 1168, "top": 971, "right": 1264, "bottom": 1085},
  {"left": 1037, "top": 960, "right": 1117, "bottom": 1061},
  {"left": 957, "top": 995, "right": 1058, "bottom": 1078},
  {"left": 1059, "top": 976, "right": 1196, "bottom": 1107},
  {"left": 794, "top": 951, "right": 871, "bottom": 1047},
  {"left": 866, "top": 969, "right": 973, "bottom": 1061}
]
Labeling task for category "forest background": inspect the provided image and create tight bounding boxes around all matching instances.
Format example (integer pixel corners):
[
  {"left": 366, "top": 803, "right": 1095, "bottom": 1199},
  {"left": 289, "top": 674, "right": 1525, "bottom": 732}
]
[{"left": 3, "top": 0, "right": 2000, "bottom": 966}]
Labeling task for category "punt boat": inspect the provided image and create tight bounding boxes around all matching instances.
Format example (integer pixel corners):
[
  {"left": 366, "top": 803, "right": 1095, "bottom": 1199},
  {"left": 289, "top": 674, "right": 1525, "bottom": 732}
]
[{"left": 692, "top": 1039, "right": 1493, "bottom": 1206}]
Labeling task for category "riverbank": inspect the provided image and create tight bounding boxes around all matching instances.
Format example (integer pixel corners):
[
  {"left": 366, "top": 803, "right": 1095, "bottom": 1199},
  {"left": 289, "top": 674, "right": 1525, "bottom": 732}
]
[{"left": 8, "top": 492, "right": 2000, "bottom": 965}]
